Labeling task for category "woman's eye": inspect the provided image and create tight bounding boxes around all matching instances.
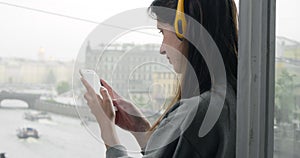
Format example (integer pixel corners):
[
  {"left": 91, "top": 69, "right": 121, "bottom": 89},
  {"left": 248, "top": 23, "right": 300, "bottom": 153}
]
[{"left": 158, "top": 30, "right": 163, "bottom": 34}]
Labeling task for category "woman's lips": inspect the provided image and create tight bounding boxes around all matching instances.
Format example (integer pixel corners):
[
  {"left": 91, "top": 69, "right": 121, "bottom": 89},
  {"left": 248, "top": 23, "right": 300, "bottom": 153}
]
[{"left": 167, "top": 56, "right": 172, "bottom": 64}]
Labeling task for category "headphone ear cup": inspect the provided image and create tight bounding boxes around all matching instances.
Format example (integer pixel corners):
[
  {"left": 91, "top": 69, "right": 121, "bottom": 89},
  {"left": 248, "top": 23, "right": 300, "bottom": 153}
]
[
  {"left": 174, "top": 0, "right": 187, "bottom": 39},
  {"left": 174, "top": 12, "right": 187, "bottom": 39}
]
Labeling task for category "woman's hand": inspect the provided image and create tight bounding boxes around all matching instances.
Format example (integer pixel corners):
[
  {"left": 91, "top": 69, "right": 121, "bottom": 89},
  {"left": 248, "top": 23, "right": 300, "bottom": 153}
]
[
  {"left": 81, "top": 78, "right": 115, "bottom": 124},
  {"left": 81, "top": 77, "right": 120, "bottom": 147},
  {"left": 100, "top": 79, "right": 151, "bottom": 132}
]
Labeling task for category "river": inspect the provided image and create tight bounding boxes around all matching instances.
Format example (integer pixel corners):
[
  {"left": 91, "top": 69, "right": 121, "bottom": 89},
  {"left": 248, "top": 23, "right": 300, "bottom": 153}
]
[{"left": 0, "top": 101, "right": 142, "bottom": 158}]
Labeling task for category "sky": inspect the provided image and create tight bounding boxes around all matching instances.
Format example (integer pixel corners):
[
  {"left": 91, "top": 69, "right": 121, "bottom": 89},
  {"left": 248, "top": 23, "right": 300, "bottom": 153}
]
[
  {"left": 0, "top": 0, "right": 299, "bottom": 61},
  {"left": 0, "top": 0, "right": 156, "bottom": 61}
]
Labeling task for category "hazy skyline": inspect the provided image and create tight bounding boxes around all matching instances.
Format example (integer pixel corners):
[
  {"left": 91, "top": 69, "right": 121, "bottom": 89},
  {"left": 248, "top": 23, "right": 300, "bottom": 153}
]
[{"left": 0, "top": 0, "right": 299, "bottom": 61}]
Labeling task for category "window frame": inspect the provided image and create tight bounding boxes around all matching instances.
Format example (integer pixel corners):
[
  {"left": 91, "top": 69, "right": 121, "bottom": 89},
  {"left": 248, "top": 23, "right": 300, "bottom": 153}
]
[{"left": 236, "top": 0, "right": 276, "bottom": 157}]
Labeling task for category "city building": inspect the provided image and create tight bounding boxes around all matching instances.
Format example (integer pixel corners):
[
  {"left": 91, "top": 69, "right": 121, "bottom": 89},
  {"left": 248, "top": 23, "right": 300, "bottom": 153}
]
[
  {"left": 85, "top": 42, "right": 177, "bottom": 110},
  {"left": 0, "top": 57, "right": 74, "bottom": 86}
]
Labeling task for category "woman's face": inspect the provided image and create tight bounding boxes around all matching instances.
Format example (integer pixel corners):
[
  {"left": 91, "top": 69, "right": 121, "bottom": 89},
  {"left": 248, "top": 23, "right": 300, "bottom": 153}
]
[{"left": 157, "top": 21, "right": 189, "bottom": 73}]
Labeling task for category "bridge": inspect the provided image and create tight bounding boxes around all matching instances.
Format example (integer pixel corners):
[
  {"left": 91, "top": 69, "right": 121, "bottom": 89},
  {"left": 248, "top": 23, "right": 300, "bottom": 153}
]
[
  {"left": 0, "top": 90, "right": 94, "bottom": 120},
  {"left": 0, "top": 90, "right": 41, "bottom": 108}
]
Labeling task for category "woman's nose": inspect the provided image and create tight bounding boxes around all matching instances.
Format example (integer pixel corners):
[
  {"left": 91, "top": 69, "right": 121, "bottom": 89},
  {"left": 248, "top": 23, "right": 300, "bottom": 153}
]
[
  {"left": 160, "top": 45, "right": 166, "bottom": 55},
  {"left": 160, "top": 50, "right": 166, "bottom": 55}
]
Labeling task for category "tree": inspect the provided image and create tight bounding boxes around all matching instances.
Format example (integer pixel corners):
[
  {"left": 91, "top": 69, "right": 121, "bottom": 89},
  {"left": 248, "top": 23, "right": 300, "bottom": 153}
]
[
  {"left": 46, "top": 70, "right": 56, "bottom": 85},
  {"left": 275, "top": 69, "right": 296, "bottom": 124},
  {"left": 56, "top": 81, "right": 71, "bottom": 95}
]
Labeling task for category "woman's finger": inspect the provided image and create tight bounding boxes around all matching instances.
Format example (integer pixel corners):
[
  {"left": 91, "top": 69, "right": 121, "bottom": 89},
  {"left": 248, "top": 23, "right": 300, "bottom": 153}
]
[
  {"left": 100, "top": 79, "right": 121, "bottom": 99},
  {"left": 100, "top": 86, "right": 112, "bottom": 104},
  {"left": 96, "top": 93, "right": 103, "bottom": 102}
]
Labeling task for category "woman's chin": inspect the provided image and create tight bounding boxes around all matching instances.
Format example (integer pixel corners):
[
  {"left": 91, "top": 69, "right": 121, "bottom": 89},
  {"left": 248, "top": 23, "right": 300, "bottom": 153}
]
[{"left": 173, "top": 66, "right": 181, "bottom": 74}]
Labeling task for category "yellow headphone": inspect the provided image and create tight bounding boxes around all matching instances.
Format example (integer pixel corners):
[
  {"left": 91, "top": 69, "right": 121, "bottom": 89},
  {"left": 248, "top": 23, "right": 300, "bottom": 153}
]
[{"left": 174, "top": 0, "right": 187, "bottom": 39}]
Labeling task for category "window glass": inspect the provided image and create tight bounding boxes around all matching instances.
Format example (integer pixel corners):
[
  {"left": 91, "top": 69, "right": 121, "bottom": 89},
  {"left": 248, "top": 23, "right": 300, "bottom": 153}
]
[{"left": 275, "top": 0, "right": 300, "bottom": 157}]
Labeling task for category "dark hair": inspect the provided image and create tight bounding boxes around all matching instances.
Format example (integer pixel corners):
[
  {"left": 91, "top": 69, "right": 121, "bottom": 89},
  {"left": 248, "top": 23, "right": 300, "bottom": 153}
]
[
  {"left": 148, "top": 0, "right": 238, "bottom": 130},
  {"left": 149, "top": 0, "right": 238, "bottom": 93}
]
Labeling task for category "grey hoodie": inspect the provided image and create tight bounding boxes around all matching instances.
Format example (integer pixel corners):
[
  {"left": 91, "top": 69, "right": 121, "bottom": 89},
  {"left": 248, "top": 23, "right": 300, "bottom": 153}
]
[{"left": 106, "top": 85, "right": 236, "bottom": 158}]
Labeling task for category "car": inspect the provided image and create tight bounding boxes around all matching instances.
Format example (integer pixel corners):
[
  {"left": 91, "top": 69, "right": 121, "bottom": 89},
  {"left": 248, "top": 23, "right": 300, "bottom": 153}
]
[{"left": 16, "top": 127, "right": 39, "bottom": 139}]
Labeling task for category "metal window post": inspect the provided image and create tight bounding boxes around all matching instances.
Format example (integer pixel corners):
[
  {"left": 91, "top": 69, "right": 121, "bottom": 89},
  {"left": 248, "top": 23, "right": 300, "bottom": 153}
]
[{"left": 236, "top": 0, "right": 276, "bottom": 157}]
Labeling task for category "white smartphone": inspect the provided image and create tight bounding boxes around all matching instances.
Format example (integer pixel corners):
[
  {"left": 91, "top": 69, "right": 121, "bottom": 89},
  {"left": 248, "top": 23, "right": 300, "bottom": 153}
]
[
  {"left": 79, "top": 69, "right": 118, "bottom": 111},
  {"left": 79, "top": 69, "right": 102, "bottom": 96}
]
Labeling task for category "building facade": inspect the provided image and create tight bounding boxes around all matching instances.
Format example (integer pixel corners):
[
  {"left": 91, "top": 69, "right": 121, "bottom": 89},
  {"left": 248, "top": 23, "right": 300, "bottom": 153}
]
[{"left": 85, "top": 43, "right": 179, "bottom": 111}]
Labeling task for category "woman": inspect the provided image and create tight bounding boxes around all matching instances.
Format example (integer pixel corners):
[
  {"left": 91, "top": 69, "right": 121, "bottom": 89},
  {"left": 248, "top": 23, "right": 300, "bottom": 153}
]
[{"left": 81, "top": 0, "right": 238, "bottom": 157}]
